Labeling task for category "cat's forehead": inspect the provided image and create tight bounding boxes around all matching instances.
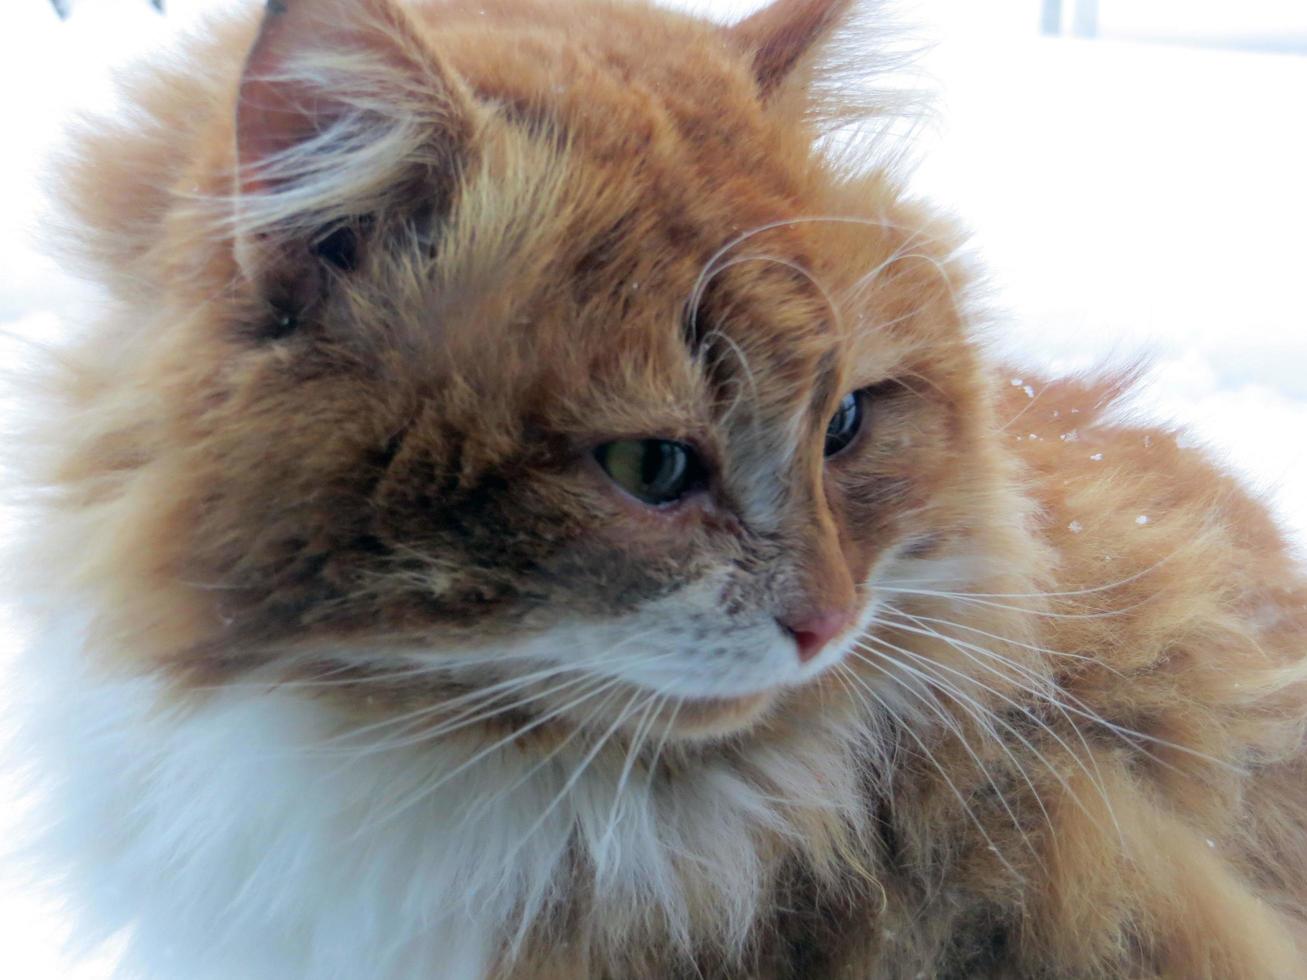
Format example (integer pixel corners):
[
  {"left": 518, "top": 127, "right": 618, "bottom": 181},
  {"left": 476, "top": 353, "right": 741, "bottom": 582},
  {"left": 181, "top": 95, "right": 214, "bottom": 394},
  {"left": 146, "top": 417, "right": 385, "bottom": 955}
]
[
  {"left": 405, "top": 2, "right": 924, "bottom": 447},
  {"left": 437, "top": 0, "right": 819, "bottom": 257}
]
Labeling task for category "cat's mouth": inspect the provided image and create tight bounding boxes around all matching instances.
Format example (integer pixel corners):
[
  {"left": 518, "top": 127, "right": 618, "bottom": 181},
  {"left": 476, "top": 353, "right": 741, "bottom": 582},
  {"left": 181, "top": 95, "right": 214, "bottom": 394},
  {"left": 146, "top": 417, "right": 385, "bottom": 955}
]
[{"left": 473, "top": 636, "right": 853, "bottom": 742}]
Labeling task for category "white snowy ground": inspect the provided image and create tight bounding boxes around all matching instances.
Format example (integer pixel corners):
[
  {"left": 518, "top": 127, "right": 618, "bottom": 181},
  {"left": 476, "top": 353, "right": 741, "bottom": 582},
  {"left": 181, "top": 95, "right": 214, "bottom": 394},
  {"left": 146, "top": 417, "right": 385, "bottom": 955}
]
[{"left": 0, "top": 0, "right": 1304, "bottom": 975}]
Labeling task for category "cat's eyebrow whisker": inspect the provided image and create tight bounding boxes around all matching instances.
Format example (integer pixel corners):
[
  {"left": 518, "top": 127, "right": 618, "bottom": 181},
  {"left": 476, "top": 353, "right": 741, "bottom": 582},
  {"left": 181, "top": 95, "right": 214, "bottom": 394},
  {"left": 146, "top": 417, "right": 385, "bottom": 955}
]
[
  {"left": 843, "top": 246, "right": 968, "bottom": 347},
  {"left": 698, "top": 326, "right": 763, "bottom": 433},
  {"left": 834, "top": 661, "right": 1024, "bottom": 882},
  {"left": 840, "top": 229, "right": 933, "bottom": 303},
  {"left": 689, "top": 251, "right": 843, "bottom": 343},
  {"left": 687, "top": 213, "right": 958, "bottom": 320},
  {"left": 687, "top": 250, "right": 843, "bottom": 456}
]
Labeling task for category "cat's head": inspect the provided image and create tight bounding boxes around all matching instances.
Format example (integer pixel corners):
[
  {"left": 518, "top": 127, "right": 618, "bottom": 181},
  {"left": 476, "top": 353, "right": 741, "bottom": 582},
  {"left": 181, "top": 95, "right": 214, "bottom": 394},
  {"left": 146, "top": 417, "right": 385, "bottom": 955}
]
[{"left": 59, "top": 0, "right": 1005, "bottom": 740}]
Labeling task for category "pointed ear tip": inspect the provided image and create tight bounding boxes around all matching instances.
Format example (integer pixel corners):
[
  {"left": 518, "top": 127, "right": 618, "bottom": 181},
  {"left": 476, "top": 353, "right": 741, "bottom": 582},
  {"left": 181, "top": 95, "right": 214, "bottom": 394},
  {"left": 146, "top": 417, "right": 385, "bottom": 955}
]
[
  {"left": 730, "top": 0, "right": 859, "bottom": 36},
  {"left": 728, "top": 0, "right": 860, "bottom": 94}
]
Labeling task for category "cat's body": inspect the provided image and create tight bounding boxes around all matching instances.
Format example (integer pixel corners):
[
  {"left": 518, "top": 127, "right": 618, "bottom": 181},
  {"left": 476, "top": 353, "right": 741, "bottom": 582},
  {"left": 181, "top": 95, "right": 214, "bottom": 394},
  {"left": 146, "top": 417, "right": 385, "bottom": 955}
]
[{"left": 10, "top": 1, "right": 1307, "bottom": 978}]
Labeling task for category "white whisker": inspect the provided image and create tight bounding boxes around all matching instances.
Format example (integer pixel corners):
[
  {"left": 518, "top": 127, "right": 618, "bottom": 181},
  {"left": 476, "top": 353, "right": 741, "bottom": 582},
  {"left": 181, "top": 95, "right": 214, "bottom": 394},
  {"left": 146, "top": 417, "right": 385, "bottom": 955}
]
[
  {"left": 835, "top": 662, "right": 1024, "bottom": 881},
  {"left": 849, "top": 644, "right": 1047, "bottom": 868},
  {"left": 854, "top": 638, "right": 1112, "bottom": 843},
  {"left": 351, "top": 673, "right": 626, "bottom": 837},
  {"left": 879, "top": 607, "right": 1122, "bottom": 838}
]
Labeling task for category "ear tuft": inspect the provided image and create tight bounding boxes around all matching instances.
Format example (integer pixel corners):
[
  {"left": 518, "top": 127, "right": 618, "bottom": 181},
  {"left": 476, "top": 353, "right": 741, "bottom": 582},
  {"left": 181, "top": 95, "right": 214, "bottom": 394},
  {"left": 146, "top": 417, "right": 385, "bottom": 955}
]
[
  {"left": 727, "top": 0, "right": 857, "bottom": 97},
  {"left": 233, "top": 0, "right": 476, "bottom": 266}
]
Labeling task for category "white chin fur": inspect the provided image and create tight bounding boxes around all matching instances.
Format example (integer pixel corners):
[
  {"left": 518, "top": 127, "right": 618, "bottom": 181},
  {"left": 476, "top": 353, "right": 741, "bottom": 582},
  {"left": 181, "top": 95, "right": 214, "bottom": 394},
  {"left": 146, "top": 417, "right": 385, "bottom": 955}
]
[{"left": 12, "top": 609, "right": 874, "bottom": 979}]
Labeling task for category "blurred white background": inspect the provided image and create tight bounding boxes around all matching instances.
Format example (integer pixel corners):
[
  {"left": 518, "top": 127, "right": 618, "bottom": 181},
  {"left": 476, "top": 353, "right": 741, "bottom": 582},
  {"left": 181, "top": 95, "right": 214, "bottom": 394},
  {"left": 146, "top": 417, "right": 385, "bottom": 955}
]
[{"left": 1, "top": 0, "right": 1304, "bottom": 975}]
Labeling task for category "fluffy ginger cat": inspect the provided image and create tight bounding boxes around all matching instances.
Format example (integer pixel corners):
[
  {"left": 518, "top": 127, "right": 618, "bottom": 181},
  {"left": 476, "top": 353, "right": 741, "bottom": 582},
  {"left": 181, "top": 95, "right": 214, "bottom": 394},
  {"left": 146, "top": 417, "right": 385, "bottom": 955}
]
[{"left": 9, "top": 0, "right": 1307, "bottom": 977}]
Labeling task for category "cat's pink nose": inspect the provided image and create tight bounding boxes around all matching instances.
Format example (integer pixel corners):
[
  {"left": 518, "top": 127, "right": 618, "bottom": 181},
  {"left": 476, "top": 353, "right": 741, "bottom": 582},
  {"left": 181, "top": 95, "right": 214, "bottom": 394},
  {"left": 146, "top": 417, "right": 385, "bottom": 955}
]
[{"left": 780, "top": 610, "right": 853, "bottom": 664}]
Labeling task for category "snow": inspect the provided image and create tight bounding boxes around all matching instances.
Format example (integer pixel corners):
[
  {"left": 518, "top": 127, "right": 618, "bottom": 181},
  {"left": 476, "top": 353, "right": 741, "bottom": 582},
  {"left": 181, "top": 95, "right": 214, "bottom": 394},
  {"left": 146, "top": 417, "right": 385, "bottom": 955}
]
[
  {"left": 907, "top": 15, "right": 1307, "bottom": 552},
  {"left": 1, "top": 1, "right": 1305, "bottom": 976}
]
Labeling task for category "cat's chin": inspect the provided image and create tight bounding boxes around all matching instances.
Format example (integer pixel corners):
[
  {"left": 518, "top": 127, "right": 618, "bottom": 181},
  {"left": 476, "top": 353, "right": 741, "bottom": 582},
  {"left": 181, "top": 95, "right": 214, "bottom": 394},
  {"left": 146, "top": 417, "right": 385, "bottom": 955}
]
[
  {"left": 656, "top": 689, "right": 779, "bottom": 740},
  {"left": 527, "top": 677, "right": 781, "bottom": 743}
]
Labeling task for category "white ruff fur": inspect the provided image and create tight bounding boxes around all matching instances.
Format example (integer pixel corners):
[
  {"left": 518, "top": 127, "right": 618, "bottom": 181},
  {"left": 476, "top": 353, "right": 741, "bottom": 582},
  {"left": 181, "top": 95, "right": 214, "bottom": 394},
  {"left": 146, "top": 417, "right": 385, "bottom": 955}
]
[{"left": 17, "top": 612, "right": 876, "bottom": 980}]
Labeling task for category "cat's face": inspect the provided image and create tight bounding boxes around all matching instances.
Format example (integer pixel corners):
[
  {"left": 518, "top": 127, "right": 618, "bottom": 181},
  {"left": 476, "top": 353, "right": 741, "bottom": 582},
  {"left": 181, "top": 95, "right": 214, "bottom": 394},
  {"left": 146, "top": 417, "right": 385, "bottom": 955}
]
[{"left": 94, "top": 0, "right": 990, "bottom": 740}]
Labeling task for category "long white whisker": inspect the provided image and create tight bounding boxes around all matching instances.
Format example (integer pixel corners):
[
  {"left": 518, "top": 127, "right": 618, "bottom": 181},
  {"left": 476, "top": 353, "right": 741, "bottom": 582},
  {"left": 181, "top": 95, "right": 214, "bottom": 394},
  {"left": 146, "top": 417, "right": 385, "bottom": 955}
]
[
  {"left": 854, "top": 638, "right": 1107, "bottom": 844},
  {"left": 858, "top": 628, "right": 1119, "bottom": 833},
  {"left": 352, "top": 673, "right": 627, "bottom": 837},
  {"left": 882, "top": 553, "right": 1176, "bottom": 601},
  {"left": 877, "top": 585, "right": 1153, "bottom": 620},
  {"left": 501, "top": 686, "right": 656, "bottom": 904},
  {"left": 836, "top": 661, "right": 1023, "bottom": 881},
  {"left": 872, "top": 610, "right": 1240, "bottom": 773},
  {"left": 898, "top": 610, "right": 1125, "bottom": 676},
  {"left": 596, "top": 691, "right": 665, "bottom": 866},
  {"left": 855, "top": 644, "right": 1047, "bottom": 868},
  {"left": 879, "top": 607, "right": 1122, "bottom": 815},
  {"left": 315, "top": 664, "right": 589, "bottom": 754},
  {"left": 322, "top": 669, "right": 600, "bottom": 762},
  {"left": 454, "top": 686, "right": 639, "bottom": 834},
  {"left": 309, "top": 632, "right": 676, "bottom": 755}
]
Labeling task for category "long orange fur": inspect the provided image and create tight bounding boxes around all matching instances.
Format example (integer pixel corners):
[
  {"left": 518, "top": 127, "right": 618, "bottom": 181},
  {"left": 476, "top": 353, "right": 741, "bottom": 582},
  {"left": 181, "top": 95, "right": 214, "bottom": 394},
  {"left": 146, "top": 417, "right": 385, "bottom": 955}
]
[{"left": 12, "top": 0, "right": 1307, "bottom": 977}]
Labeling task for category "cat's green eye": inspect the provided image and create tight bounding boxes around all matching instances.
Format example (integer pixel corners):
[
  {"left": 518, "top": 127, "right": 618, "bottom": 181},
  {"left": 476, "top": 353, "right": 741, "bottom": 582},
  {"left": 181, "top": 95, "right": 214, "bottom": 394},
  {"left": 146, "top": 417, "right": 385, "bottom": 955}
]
[
  {"left": 824, "top": 391, "right": 864, "bottom": 457},
  {"left": 595, "top": 439, "right": 705, "bottom": 506}
]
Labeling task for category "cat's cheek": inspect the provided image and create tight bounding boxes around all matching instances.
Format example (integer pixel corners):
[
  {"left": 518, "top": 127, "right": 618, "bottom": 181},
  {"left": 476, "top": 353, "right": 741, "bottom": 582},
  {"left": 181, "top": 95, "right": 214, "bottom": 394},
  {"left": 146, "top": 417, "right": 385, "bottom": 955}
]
[{"left": 824, "top": 473, "right": 912, "bottom": 586}]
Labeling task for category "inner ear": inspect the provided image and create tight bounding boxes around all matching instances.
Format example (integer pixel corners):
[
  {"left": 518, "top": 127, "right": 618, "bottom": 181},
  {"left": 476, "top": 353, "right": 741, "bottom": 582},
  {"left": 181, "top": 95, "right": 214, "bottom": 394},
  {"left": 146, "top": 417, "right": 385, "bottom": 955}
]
[
  {"left": 726, "top": 0, "right": 856, "bottom": 97},
  {"left": 231, "top": 0, "right": 477, "bottom": 321},
  {"left": 234, "top": 0, "right": 475, "bottom": 202},
  {"left": 311, "top": 223, "right": 363, "bottom": 274}
]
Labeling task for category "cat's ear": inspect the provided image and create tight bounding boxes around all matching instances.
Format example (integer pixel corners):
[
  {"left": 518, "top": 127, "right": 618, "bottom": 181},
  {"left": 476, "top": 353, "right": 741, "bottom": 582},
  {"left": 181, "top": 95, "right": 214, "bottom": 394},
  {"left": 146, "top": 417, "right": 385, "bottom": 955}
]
[
  {"left": 233, "top": 0, "right": 477, "bottom": 285},
  {"left": 725, "top": 0, "right": 857, "bottom": 97}
]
